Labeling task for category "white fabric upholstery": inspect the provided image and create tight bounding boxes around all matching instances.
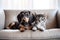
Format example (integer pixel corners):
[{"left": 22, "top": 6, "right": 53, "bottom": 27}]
[{"left": 0, "top": 29, "right": 60, "bottom": 39}]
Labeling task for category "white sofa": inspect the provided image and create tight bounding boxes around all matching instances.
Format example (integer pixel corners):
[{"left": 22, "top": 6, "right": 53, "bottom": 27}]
[{"left": 0, "top": 10, "right": 60, "bottom": 40}]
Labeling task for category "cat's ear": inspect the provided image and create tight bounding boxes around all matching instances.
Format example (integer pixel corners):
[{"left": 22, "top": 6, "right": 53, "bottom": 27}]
[
  {"left": 32, "top": 12, "right": 36, "bottom": 16},
  {"left": 43, "top": 13, "right": 48, "bottom": 19},
  {"left": 36, "top": 14, "right": 44, "bottom": 17}
]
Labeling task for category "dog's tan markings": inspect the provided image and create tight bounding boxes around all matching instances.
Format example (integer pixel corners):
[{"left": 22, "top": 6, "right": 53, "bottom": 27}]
[
  {"left": 7, "top": 22, "right": 15, "bottom": 29},
  {"left": 22, "top": 17, "right": 29, "bottom": 23},
  {"left": 24, "top": 17, "right": 29, "bottom": 23},
  {"left": 25, "top": 26, "right": 32, "bottom": 30},
  {"left": 19, "top": 25, "right": 25, "bottom": 32}
]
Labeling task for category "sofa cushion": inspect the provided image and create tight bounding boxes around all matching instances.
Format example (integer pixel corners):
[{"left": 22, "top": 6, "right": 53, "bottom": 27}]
[
  {"left": 0, "top": 29, "right": 60, "bottom": 39},
  {"left": 31, "top": 29, "right": 60, "bottom": 39},
  {"left": 4, "top": 10, "right": 57, "bottom": 29},
  {"left": 0, "top": 30, "right": 31, "bottom": 39}
]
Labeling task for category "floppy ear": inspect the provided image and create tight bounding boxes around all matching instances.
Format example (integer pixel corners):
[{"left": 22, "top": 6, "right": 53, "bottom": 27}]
[{"left": 17, "top": 11, "right": 24, "bottom": 23}]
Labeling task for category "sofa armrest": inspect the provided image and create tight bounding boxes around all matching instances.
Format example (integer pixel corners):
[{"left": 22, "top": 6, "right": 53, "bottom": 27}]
[{"left": 0, "top": 11, "right": 5, "bottom": 30}]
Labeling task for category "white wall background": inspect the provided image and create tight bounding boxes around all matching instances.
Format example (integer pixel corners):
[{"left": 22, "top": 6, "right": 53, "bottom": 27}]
[
  {"left": 1, "top": 0, "right": 33, "bottom": 10},
  {"left": 0, "top": 0, "right": 58, "bottom": 10},
  {"left": 33, "top": 0, "right": 58, "bottom": 9},
  {"left": 58, "top": 0, "right": 60, "bottom": 10}
]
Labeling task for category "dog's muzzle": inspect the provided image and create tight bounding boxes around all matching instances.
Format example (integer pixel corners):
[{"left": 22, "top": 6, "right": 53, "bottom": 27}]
[{"left": 22, "top": 17, "right": 29, "bottom": 23}]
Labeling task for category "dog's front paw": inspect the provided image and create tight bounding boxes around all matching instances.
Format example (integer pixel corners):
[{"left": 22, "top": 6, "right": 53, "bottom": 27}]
[{"left": 20, "top": 28, "right": 25, "bottom": 32}]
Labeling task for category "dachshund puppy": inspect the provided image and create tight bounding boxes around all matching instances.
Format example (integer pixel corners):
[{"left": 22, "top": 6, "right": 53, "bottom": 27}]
[
  {"left": 4, "top": 11, "right": 35, "bottom": 32},
  {"left": 17, "top": 11, "right": 35, "bottom": 32}
]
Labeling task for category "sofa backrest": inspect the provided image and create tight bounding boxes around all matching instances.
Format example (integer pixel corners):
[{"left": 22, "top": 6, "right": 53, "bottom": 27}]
[{"left": 3, "top": 10, "right": 57, "bottom": 29}]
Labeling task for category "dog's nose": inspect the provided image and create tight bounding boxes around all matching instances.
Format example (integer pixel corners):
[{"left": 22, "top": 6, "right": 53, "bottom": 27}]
[{"left": 23, "top": 17, "right": 29, "bottom": 23}]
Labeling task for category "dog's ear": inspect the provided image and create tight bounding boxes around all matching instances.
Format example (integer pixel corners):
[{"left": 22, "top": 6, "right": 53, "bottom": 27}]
[{"left": 17, "top": 11, "right": 24, "bottom": 23}]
